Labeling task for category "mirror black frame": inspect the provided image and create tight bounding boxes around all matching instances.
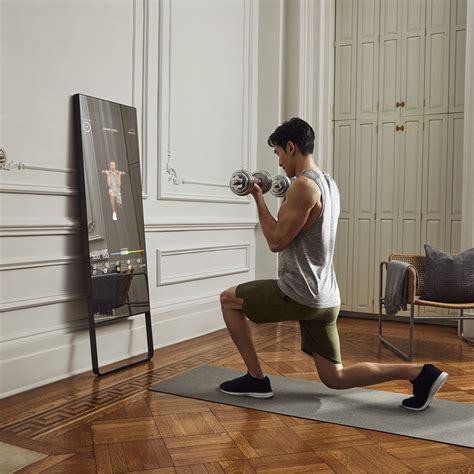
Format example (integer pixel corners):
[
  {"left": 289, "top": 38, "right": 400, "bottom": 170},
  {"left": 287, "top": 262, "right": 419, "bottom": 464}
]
[{"left": 73, "top": 93, "right": 154, "bottom": 376}]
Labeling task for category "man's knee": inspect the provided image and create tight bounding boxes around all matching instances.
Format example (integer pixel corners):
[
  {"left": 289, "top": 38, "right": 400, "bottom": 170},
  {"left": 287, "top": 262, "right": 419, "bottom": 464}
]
[
  {"left": 220, "top": 289, "right": 230, "bottom": 307},
  {"left": 315, "top": 359, "right": 345, "bottom": 389},
  {"left": 220, "top": 287, "right": 244, "bottom": 313},
  {"left": 320, "top": 372, "right": 344, "bottom": 390}
]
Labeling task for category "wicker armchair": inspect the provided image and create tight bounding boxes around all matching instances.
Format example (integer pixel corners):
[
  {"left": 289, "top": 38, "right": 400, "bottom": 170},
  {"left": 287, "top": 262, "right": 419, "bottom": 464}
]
[{"left": 378, "top": 253, "right": 474, "bottom": 361}]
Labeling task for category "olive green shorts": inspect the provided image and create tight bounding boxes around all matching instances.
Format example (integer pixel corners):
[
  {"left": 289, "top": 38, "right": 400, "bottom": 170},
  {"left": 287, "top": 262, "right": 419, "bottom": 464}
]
[{"left": 235, "top": 279, "right": 341, "bottom": 365}]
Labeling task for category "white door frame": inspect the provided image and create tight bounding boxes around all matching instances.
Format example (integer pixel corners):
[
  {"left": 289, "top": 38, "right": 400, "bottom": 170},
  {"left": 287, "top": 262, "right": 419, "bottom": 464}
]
[{"left": 461, "top": 0, "right": 474, "bottom": 337}]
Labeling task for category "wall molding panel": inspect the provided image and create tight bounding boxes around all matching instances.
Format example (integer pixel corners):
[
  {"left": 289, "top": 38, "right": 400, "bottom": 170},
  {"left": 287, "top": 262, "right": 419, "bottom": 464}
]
[
  {"left": 146, "top": 220, "right": 258, "bottom": 232},
  {"left": 0, "top": 182, "right": 79, "bottom": 196},
  {"left": 156, "top": 243, "right": 250, "bottom": 286},
  {"left": 0, "top": 292, "right": 86, "bottom": 314},
  {"left": 157, "top": 0, "right": 258, "bottom": 203},
  {"left": 0, "top": 219, "right": 82, "bottom": 237},
  {"left": 0, "top": 255, "right": 84, "bottom": 272}
]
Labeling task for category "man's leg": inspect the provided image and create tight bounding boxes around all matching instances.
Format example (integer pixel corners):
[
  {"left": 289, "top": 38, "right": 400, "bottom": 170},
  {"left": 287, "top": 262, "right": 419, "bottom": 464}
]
[
  {"left": 109, "top": 190, "right": 116, "bottom": 213},
  {"left": 220, "top": 287, "right": 264, "bottom": 379},
  {"left": 313, "top": 352, "right": 423, "bottom": 389}
]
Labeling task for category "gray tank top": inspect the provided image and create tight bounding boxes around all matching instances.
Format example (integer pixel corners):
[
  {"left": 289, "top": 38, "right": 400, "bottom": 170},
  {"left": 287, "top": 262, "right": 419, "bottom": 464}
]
[{"left": 277, "top": 169, "right": 341, "bottom": 308}]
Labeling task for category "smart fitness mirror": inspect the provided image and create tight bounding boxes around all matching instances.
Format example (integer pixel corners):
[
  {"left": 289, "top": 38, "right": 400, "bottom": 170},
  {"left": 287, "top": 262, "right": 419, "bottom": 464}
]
[{"left": 74, "top": 94, "right": 153, "bottom": 375}]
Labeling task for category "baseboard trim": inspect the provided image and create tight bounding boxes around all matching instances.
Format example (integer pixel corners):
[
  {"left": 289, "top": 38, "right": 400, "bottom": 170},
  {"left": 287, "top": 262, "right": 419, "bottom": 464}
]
[{"left": 0, "top": 304, "right": 225, "bottom": 399}]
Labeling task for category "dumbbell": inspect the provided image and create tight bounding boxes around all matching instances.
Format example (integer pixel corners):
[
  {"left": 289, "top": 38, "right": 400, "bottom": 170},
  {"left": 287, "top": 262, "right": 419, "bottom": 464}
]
[
  {"left": 270, "top": 175, "right": 293, "bottom": 198},
  {"left": 229, "top": 170, "right": 273, "bottom": 196}
]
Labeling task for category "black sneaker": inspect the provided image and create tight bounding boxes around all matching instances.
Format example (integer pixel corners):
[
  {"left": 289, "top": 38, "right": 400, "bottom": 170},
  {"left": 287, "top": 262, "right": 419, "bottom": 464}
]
[
  {"left": 402, "top": 364, "right": 449, "bottom": 411},
  {"left": 219, "top": 372, "right": 273, "bottom": 398}
]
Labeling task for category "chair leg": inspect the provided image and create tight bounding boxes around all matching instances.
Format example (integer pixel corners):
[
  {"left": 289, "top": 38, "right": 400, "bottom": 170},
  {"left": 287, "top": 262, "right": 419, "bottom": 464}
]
[
  {"left": 408, "top": 303, "right": 414, "bottom": 361},
  {"left": 458, "top": 309, "right": 474, "bottom": 345},
  {"left": 377, "top": 261, "right": 412, "bottom": 361},
  {"left": 458, "top": 309, "right": 463, "bottom": 337},
  {"left": 378, "top": 309, "right": 413, "bottom": 361}
]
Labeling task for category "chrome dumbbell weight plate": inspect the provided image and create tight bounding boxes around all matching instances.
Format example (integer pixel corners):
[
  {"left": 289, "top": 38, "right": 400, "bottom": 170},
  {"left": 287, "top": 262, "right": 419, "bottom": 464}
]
[
  {"left": 229, "top": 170, "right": 273, "bottom": 196},
  {"left": 229, "top": 170, "right": 253, "bottom": 196},
  {"left": 270, "top": 174, "right": 292, "bottom": 197}
]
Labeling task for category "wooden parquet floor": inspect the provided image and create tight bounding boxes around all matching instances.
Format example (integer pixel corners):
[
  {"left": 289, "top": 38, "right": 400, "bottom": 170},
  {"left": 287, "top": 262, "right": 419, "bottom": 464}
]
[{"left": 1, "top": 318, "right": 473, "bottom": 473}]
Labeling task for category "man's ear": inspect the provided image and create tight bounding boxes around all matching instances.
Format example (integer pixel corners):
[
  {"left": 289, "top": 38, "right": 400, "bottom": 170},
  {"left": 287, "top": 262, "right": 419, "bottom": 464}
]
[{"left": 286, "top": 141, "right": 295, "bottom": 155}]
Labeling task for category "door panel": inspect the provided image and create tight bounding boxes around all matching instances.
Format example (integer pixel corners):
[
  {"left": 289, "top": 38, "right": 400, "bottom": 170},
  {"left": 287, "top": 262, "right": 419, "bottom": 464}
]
[
  {"left": 421, "top": 115, "right": 448, "bottom": 250},
  {"left": 333, "top": 120, "right": 356, "bottom": 310},
  {"left": 379, "top": 0, "right": 402, "bottom": 117},
  {"left": 353, "top": 218, "right": 375, "bottom": 312},
  {"left": 353, "top": 120, "right": 377, "bottom": 313},
  {"left": 377, "top": 119, "right": 399, "bottom": 219},
  {"left": 401, "top": 0, "right": 425, "bottom": 116},
  {"left": 357, "top": 0, "right": 380, "bottom": 118},
  {"left": 445, "top": 114, "right": 464, "bottom": 254},
  {"left": 335, "top": 218, "right": 352, "bottom": 309},
  {"left": 398, "top": 117, "right": 423, "bottom": 252},
  {"left": 424, "top": 0, "right": 450, "bottom": 114},
  {"left": 449, "top": 0, "right": 467, "bottom": 112},
  {"left": 335, "top": 0, "right": 358, "bottom": 119}
]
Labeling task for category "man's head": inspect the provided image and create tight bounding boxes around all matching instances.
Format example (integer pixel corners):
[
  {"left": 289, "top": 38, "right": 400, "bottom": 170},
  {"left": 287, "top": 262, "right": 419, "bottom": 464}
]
[
  {"left": 268, "top": 118, "right": 315, "bottom": 177},
  {"left": 109, "top": 161, "right": 116, "bottom": 171}
]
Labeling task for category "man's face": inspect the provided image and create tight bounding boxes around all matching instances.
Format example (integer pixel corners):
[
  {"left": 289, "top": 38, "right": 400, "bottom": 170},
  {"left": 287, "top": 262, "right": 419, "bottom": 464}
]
[
  {"left": 110, "top": 161, "right": 116, "bottom": 171},
  {"left": 273, "top": 143, "right": 295, "bottom": 177}
]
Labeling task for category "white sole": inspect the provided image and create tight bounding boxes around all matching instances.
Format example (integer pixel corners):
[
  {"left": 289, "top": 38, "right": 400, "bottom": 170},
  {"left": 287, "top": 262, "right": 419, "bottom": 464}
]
[
  {"left": 219, "top": 388, "right": 274, "bottom": 399},
  {"left": 402, "top": 372, "right": 449, "bottom": 411}
]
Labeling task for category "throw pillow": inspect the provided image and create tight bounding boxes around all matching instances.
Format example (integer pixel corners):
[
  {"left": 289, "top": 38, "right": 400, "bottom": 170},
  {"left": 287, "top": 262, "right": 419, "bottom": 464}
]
[{"left": 423, "top": 244, "right": 474, "bottom": 303}]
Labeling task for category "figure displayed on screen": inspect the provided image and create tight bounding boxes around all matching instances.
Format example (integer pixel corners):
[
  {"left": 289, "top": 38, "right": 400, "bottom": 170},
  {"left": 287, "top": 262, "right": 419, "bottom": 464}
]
[{"left": 102, "top": 161, "right": 125, "bottom": 221}]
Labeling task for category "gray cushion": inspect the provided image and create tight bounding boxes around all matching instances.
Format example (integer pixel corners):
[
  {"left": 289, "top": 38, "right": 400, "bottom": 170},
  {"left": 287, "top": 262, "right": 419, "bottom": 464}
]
[{"left": 423, "top": 244, "right": 474, "bottom": 303}]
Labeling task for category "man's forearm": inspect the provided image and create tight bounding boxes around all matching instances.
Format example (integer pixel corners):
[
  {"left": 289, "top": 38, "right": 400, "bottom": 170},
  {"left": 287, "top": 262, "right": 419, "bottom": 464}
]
[{"left": 254, "top": 193, "right": 278, "bottom": 249}]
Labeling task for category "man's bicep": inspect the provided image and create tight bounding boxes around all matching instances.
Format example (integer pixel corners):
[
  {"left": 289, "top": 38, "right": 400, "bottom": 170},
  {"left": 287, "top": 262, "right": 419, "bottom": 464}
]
[{"left": 273, "top": 182, "right": 316, "bottom": 251}]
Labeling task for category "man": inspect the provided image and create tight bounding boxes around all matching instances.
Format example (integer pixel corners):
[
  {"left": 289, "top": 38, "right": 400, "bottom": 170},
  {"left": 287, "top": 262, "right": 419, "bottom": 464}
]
[
  {"left": 219, "top": 117, "right": 448, "bottom": 411},
  {"left": 102, "top": 161, "right": 125, "bottom": 221}
]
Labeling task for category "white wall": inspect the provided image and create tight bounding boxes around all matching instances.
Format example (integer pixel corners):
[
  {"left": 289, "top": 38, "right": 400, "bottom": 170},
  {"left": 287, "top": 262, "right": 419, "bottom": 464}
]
[{"left": 0, "top": 0, "right": 269, "bottom": 398}]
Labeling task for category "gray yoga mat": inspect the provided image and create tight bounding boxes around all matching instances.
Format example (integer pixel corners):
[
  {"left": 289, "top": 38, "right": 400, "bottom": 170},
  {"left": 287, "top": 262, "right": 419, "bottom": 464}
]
[{"left": 150, "top": 365, "right": 474, "bottom": 448}]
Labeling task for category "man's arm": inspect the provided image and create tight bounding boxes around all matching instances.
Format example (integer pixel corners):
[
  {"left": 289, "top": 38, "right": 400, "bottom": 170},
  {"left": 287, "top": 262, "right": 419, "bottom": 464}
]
[{"left": 252, "top": 177, "right": 320, "bottom": 253}]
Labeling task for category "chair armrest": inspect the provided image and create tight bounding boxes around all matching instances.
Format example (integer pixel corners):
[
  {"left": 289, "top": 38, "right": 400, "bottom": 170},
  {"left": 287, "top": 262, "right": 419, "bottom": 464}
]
[{"left": 407, "top": 266, "right": 417, "bottom": 304}]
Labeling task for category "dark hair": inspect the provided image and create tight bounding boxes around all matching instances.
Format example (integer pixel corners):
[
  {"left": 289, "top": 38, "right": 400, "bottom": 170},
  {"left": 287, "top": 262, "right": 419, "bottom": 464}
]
[{"left": 267, "top": 117, "right": 315, "bottom": 155}]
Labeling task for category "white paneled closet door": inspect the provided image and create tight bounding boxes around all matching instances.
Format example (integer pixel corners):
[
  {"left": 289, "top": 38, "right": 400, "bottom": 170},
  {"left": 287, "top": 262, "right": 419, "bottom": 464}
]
[{"left": 333, "top": 0, "right": 464, "bottom": 317}]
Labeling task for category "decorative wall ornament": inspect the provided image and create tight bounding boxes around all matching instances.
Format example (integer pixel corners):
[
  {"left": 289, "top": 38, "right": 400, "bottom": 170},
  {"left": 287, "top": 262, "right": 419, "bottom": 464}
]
[
  {"left": 166, "top": 149, "right": 181, "bottom": 185},
  {"left": 0, "top": 148, "right": 76, "bottom": 174}
]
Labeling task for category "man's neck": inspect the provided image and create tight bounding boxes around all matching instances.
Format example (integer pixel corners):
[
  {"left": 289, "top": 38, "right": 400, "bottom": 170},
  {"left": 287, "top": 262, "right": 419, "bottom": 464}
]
[{"left": 295, "top": 155, "right": 320, "bottom": 176}]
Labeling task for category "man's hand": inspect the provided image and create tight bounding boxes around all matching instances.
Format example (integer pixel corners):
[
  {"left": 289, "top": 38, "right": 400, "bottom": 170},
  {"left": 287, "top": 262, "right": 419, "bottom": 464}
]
[{"left": 250, "top": 182, "right": 263, "bottom": 198}]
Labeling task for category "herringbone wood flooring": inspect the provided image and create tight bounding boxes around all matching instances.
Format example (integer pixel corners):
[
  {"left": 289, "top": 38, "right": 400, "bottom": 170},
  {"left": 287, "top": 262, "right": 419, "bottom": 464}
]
[{"left": 1, "top": 318, "right": 473, "bottom": 473}]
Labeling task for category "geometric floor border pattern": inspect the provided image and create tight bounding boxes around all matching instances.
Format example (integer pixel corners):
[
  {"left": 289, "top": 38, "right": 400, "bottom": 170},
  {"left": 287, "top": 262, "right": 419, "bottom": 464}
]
[{"left": 0, "top": 326, "right": 295, "bottom": 440}]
